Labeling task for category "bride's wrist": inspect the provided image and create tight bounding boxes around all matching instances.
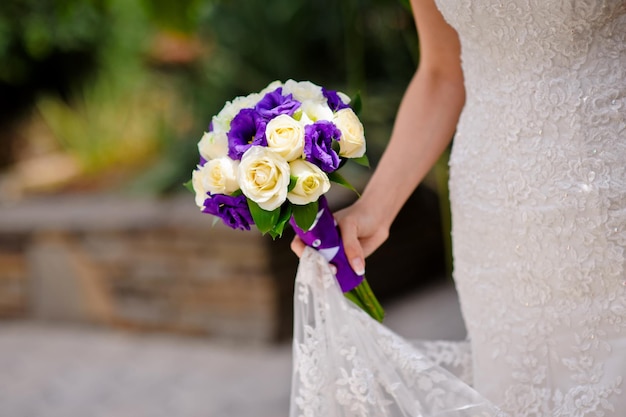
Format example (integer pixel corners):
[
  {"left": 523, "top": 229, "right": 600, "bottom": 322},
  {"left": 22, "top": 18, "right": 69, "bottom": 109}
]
[{"left": 354, "top": 194, "right": 395, "bottom": 232}]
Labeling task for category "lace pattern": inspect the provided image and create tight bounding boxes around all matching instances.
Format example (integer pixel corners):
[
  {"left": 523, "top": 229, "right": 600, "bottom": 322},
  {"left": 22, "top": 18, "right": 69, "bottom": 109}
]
[
  {"left": 290, "top": 249, "right": 504, "bottom": 417},
  {"left": 410, "top": 340, "right": 473, "bottom": 386},
  {"left": 433, "top": 0, "right": 626, "bottom": 415}
]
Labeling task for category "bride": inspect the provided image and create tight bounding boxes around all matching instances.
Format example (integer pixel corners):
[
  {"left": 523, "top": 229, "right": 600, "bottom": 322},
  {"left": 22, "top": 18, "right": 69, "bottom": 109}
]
[{"left": 291, "top": 0, "right": 626, "bottom": 416}]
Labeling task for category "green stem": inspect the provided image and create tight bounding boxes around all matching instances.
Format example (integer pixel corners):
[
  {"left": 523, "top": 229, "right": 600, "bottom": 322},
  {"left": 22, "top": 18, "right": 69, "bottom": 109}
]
[
  {"left": 345, "top": 278, "right": 385, "bottom": 322},
  {"left": 344, "top": 290, "right": 367, "bottom": 312}
]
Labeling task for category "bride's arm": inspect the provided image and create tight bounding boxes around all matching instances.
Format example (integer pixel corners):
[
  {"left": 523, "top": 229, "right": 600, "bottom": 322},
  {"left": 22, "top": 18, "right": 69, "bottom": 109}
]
[{"left": 293, "top": 0, "right": 465, "bottom": 275}]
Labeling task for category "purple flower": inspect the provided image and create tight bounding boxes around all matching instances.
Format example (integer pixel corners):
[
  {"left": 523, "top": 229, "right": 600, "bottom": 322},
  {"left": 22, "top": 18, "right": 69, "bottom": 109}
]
[
  {"left": 322, "top": 87, "right": 350, "bottom": 112},
  {"left": 304, "top": 121, "right": 341, "bottom": 173},
  {"left": 255, "top": 87, "right": 301, "bottom": 120},
  {"left": 202, "top": 193, "right": 254, "bottom": 231},
  {"left": 227, "top": 108, "right": 267, "bottom": 160}
]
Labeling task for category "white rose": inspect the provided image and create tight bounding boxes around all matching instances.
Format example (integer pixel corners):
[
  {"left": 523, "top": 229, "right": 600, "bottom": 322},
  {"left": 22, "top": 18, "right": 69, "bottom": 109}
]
[
  {"left": 237, "top": 92, "right": 262, "bottom": 108},
  {"left": 287, "top": 159, "right": 330, "bottom": 205},
  {"left": 212, "top": 94, "right": 260, "bottom": 133},
  {"left": 198, "top": 131, "right": 228, "bottom": 160},
  {"left": 204, "top": 157, "right": 240, "bottom": 194},
  {"left": 238, "top": 146, "right": 290, "bottom": 211},
  {"left": 283, "top": 79, "right": 325, "bottom": 104},
  {"left": 265, "top": 114, "right": 305, "bottom": 161},
  {"left": 191, "top": 166, "right": 210, "bottom": 208},
  {"left": 260, "top": 80, "right": 283, "bottom": 95},
  {"left": 333, "top": 108, "right": 366, "bottom": 158},
  {"left": 191, "top": 159, "right": 240, "bottom": 208},
  {"left": 300, "top": 100, "right": 334, "bottom": 122}
]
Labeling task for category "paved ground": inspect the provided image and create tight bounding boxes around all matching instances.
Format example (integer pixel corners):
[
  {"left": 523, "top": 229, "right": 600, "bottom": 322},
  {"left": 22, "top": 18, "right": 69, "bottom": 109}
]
[{"left": 0, "top": 280, "right": 465, "bottom": 417}]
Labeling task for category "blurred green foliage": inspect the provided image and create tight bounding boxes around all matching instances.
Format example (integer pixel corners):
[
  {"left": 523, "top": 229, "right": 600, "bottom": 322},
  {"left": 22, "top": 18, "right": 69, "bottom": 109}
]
[
  {"left": 193, "top": 0, "right": 417, "bottom": 99},
  {"left": 0, "top": 0, "right": 111, "bottom": 167},
  {"left": 140, "top": 0, "right": 204, "bottom": 34},
  {"left": 1, "top": 0, "right": 421, "bottom": 190},
  {"left": 0, "top": 0, "right": 108, "bottom": 85},
  {"left": 0, "top": 0, "right": 111, "bottom": 120}
]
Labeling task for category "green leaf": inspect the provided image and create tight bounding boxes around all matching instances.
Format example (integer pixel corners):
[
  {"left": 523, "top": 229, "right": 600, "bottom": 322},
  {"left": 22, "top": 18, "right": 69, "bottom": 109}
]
[
  {"left": 288, "top": 175, "right": 298, "bottom": 192},
  {"left": 328, "top": 171, "right": 360, "bottom": 196},
  {"left": 291, "top": 201, "right": 319, "bottom": 231},
  {"left": 351, "top": 154, "right": 370, "bottom": 168},
  {"left": 350, "top": 91, "right": 362, "bottom": 115},
  {"left": 183, "top": 179, "right": 194, "bottom": 193},
  {"left": 247, "top": 199, "right": 281, "bottom": 234},
  {"left": 270, "top": 204, "right": 293, "bottom": 238}
]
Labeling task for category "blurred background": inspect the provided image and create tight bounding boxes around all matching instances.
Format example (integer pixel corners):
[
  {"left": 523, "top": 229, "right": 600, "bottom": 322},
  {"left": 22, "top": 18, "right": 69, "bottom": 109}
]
[{"left": 0, "top": 0, "right": 465, "bottom": 416}]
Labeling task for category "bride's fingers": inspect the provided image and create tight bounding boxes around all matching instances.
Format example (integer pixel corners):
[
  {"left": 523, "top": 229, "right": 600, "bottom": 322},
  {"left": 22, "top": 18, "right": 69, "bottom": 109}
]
[
  {"left": 290, "top": 236, "right": 306, "bottom": 257},
  {"left": 291, "top": 235, "right": 338, "bottom": 275},
  {"left": 338, "top": 218, "right": 366, "bottom": 276}
]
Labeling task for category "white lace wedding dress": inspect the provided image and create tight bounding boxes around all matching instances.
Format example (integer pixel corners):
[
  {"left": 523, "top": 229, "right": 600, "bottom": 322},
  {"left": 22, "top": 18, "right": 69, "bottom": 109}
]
[
  {"left": 441, "top": 0, "right": 626, "bottom": 415},
  {"left": 291, "top": 249, "right": 504, "bottom": 417},
  {"left": 290, "top": 1, "right": 625, "bottom": 417}
]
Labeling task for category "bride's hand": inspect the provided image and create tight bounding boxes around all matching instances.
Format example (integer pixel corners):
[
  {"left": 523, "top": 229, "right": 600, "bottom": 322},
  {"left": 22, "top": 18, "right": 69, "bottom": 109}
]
[{"left": 290, "top": 200, "right": 389, "bottom": 276}]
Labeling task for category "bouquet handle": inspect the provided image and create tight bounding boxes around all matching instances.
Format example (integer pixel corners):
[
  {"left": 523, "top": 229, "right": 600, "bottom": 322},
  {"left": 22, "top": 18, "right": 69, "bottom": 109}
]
[{"left": 289, "top": 196, "right": 384, "bottom": 322}]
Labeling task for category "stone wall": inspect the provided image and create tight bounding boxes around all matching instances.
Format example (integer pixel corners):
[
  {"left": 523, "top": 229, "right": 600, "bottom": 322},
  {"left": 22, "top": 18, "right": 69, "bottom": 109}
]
[
  {"left": 0, "top": 194, "right": 297, "bottom": 343},
  {"left": 0, "top": 238, "right": 27, "bottom": 317},
  {"left": 0, "top": 188, "right": 444, "bottom": 343}
]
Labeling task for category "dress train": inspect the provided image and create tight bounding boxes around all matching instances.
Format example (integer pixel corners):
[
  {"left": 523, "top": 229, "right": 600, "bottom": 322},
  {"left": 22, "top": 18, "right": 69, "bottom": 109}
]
[{"left": 289, "top": 248, "right": 505, "bottom": 417}]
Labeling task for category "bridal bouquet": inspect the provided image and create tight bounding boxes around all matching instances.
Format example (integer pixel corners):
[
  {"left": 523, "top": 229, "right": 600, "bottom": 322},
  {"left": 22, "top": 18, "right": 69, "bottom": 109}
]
[{"left": 188, "top": 79, "right": 384, "bottom": 322}]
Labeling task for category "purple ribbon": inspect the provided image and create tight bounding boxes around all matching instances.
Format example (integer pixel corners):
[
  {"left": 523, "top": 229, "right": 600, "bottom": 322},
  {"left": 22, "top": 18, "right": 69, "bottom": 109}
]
[{"left": 289, "top": 196, "right": 364, "bottom": 293}]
